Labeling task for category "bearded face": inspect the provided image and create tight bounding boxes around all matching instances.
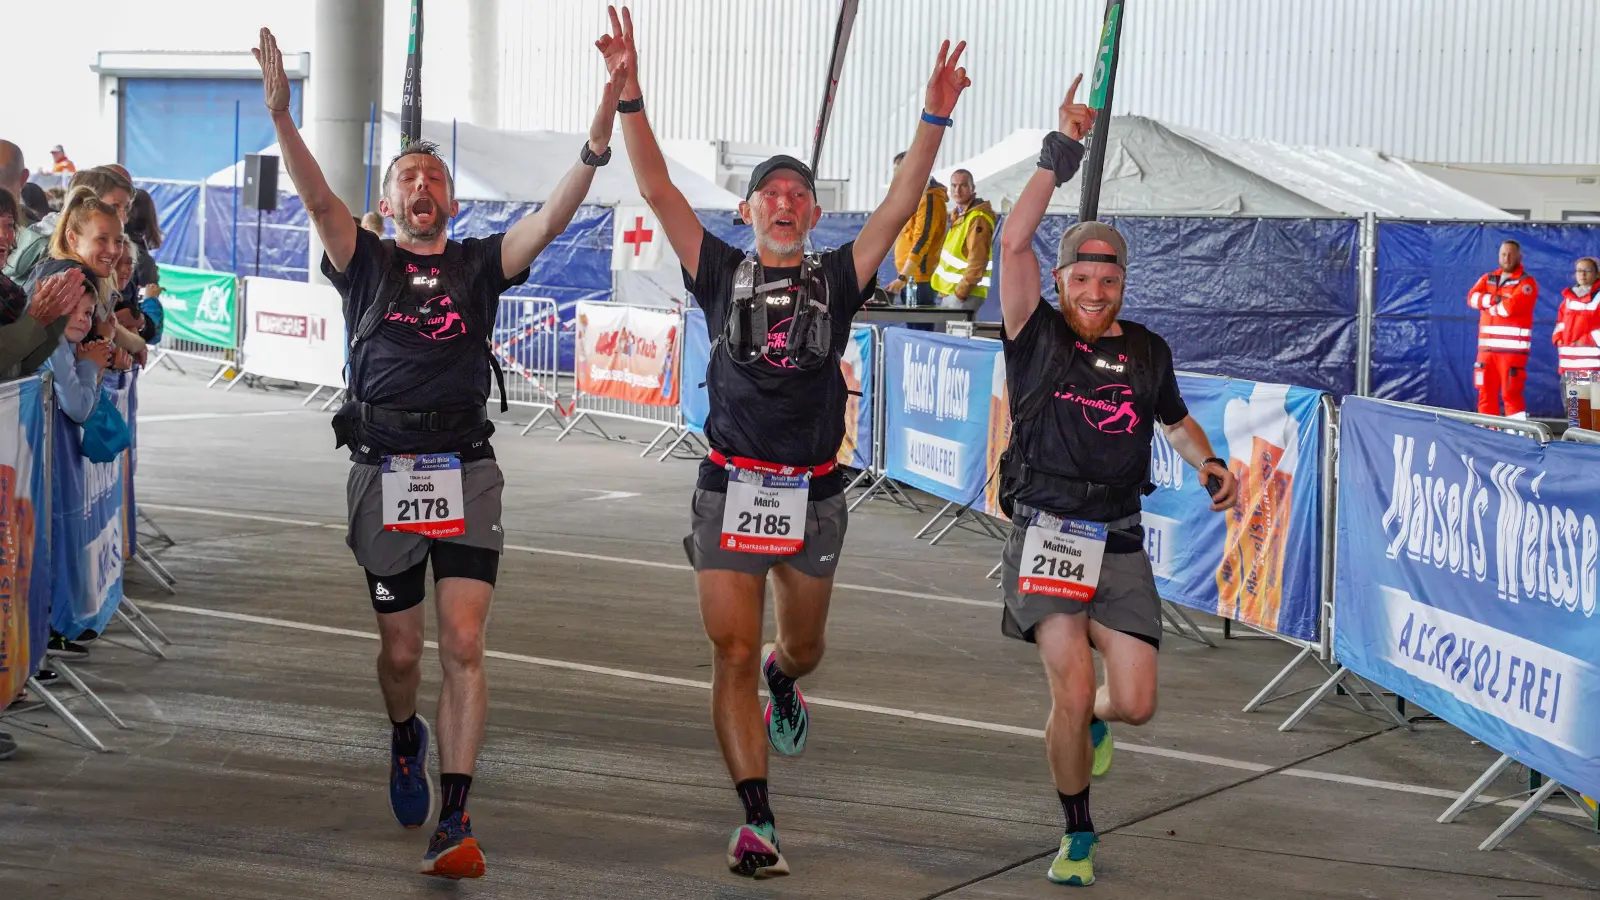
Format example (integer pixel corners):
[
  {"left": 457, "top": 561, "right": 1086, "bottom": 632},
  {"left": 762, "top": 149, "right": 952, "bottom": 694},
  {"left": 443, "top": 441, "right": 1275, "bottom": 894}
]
[
  {"left": 742, "top": 173, "right": 819, "bottom": 259},
  {"left": 1055, "top": 260, "right": 1125, "bottom": 341},
  {"left": 381, "top": 153, "right": 457, "bottom": 241}
]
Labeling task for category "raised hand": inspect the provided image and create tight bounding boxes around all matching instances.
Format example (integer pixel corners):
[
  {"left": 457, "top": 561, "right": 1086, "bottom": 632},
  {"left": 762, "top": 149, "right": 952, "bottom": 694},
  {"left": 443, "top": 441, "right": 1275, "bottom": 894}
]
[
  {"left": 252, "top": 27, "right": 292, "bottom": 113},
  {"left": 1059, "top": 74, "right": 1096, "bottom": 142},
  {"left": 28, "top": 269, "right": 85, "bottom": 325},
  {"left": 924, "top": 40, "right": 972, "bottom": 118},
  {"left": 596, "top": 6, "right": 638, "bottom": 89},
  {"left": 588, "top": 66, "right": 624, "bottom": 156}
]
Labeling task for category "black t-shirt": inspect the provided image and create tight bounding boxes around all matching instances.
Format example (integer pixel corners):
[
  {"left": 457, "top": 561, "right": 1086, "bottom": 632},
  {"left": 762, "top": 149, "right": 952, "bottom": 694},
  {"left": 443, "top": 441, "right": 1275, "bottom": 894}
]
[
  {"left": 685, "top": 230, "right": 874, "bottom": 496},
  {"left": 322, "top": 228, "right": 529, "bottom": 457},
  {"left": 1002, "top": 300, "right": 1188, "bottom": 520}
]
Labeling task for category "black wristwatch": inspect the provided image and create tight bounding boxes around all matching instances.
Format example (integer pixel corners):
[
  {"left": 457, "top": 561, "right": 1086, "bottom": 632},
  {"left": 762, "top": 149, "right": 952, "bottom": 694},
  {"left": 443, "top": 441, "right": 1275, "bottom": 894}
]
[
  {"left": 1203, "top": 457, "right": 1226, "bottom": 470},
  {"left": 580, "top": 141, "right": 612, "bottom": 167},
  {"left": 617, "top": 96, "right": 644, "bottom": 114}
]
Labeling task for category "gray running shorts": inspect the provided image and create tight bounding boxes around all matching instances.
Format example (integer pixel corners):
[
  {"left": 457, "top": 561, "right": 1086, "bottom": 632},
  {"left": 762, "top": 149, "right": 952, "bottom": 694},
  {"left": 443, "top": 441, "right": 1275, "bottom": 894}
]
[
  {"left": 1000, "top": 504, "right": 1162, "bottom": 649},
  {"left": 683, "top": 488, "right": 848, "bottom": 578},
  {"left": 346, "top": 458, "right": 506, "bottom": 577}
]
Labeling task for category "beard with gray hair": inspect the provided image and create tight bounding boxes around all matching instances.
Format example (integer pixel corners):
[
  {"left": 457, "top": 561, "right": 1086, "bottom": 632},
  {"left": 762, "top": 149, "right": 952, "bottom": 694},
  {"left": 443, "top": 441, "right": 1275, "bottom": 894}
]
[{"left": 750, "top": 205, "right": 810, "bottom": 258}]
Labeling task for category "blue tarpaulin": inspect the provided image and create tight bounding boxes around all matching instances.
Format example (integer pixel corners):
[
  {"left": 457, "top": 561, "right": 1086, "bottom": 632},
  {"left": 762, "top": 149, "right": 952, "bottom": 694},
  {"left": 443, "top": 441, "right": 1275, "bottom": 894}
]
[
  {"left": 984, "top": 214, "right": 1361, "bottom": 397},
  {"left": 1374, "top": 221, "right": 1600, "bottom": 417}
]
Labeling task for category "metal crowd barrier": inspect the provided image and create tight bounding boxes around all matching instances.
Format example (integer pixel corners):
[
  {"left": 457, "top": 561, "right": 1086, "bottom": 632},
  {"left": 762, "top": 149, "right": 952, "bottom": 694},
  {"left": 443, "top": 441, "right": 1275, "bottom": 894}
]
[
  {"left": 556, "top": 301, "right": 689, "bottom": 458},
  {"left": 491, "top": 297, "right": 568, "bottom": 434}
]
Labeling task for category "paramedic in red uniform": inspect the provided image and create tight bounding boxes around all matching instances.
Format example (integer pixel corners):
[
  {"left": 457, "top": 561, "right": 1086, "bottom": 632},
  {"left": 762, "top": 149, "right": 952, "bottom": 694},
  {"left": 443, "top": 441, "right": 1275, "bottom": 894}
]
[
  {"left": 1554, "top": 256, "right": 1600, "bottom": 379},
  {"left": 1466, "top": 239, "right": 1538, "bottom": 419}
]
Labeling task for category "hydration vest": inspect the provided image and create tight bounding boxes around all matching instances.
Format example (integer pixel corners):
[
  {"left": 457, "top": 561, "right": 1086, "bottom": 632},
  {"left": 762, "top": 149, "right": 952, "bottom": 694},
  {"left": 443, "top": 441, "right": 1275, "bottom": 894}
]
[
  {"left": 346, "top": 238, "right": 508, "bottom": 412},
  {"left": 714, "top": 252, "right": 834, "bottom": 370},
  {"left": 997, "top": 319, "right": 1157, "bottom": 519}
]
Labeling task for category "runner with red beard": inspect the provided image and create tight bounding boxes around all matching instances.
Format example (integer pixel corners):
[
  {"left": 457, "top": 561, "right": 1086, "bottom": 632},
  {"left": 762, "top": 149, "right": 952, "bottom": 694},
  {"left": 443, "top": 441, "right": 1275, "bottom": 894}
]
[{"left": 992, "top": 76, "right": 1239, "bottom": 887}]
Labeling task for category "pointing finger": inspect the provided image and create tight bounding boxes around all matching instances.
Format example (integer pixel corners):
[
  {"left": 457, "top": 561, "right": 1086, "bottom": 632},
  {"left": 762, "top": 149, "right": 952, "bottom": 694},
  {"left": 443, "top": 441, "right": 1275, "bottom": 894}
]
[
  {"left": 935, "top": 39, "right": 949, "bottom": 69},
  {"left": 1066, "top": 73, "right": 1083, "bottom": 106},
  {"left": 608, "top": 5, "right": 622, "bottom": 38},
  {"left": 622, "top": 6, "right": 634, "bottom": 42}
]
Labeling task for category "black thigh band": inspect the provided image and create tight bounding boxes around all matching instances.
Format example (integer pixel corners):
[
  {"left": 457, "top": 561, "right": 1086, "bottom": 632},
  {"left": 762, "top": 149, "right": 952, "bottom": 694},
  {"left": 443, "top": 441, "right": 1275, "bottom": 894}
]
[
  {"left": 367, "top": 559, "right": 428, "bottom": 614},
  {"left": 430, "top": 542, "right": 500, "bottom": 587}
]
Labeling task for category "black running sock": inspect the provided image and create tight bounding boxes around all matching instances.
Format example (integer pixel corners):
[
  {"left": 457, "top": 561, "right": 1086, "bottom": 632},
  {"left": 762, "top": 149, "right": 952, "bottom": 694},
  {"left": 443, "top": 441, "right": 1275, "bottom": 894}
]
[
  {"left": 1059, "top": 787, "right": 1094, "bottom": 834},
  {"left": 735, "top": 778, "right": 774, "bottom": 827},
  {"left": 441, "top": 773, "right": 473, "bottom": 820},
  {"left": 391, "top": 715, "right": 421, "bottom": 758},
  {"left": 764, "top": 654, "right": 798, "bottom": 704}
]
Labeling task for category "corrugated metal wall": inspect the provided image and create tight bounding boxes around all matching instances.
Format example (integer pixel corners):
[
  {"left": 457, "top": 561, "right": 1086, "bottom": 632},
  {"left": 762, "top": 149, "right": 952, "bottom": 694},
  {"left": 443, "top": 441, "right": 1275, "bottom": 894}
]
[{"left": 497, "top": 0, "right": 1597, "bottom": 210}]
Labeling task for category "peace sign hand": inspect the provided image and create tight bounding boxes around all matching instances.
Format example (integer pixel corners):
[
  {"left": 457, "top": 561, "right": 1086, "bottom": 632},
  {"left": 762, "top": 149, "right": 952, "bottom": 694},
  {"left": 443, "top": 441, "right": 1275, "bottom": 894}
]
[
  {"left": 596, "top": 6, "right": 638, "bottom": 90},
  {"left": 924, "top": 40, "right": 972, "bottom": 118},
  {"left": 253, "top": 27, "right": 292, "bottom": 113},
  {"left": 1059, "top": 74, "right": 1096, "bottom": 142}
]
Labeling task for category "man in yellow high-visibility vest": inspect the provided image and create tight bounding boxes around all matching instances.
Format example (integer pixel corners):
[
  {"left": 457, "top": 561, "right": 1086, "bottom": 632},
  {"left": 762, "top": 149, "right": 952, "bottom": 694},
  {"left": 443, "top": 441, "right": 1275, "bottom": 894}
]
[{"left": 931, "top": 168, "right": 994, "bottom": 312}]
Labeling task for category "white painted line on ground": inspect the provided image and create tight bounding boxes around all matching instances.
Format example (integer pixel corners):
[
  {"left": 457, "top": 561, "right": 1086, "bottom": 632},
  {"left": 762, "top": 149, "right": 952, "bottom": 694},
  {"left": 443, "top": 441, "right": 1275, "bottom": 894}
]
[
  {"left": 580, "top": 490, "right": 642, "bottom": 502},
  {"left": 139, "top": 503, "right": 1005, "bottom": 608},
  {"left": 139, "top": 410, "right": 311, "bottom": 423},
  {"left": 140, "top": 599, "right": 1583, "bottom": 818}
]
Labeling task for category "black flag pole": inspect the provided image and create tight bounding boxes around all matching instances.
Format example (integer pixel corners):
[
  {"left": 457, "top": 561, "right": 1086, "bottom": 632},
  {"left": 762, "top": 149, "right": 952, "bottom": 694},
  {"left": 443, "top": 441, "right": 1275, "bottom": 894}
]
[
  {"left": 810, "top": 0, "right": 860, "bottom": 177},
  {"left": 1077, "top": 0, "right": 1126, "bottom": 223},
  {"left": 400, "top": 0, "right": 424, "bottom": 150}
]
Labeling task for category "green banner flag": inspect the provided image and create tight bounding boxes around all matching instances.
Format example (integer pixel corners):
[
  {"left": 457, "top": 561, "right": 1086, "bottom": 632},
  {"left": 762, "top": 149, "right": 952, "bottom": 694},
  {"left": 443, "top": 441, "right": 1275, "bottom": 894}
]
[
  {"left": 1089, "top": 2, "right": 1123, "bottom": 110},
  {"left": 156, "top": 265, "right": 238, "bottom": 349}
]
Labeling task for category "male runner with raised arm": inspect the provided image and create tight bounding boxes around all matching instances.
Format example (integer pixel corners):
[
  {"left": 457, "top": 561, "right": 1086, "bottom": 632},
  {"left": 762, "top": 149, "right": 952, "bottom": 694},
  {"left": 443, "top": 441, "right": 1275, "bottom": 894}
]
[
  {"left": 599, "top": 4, "right": 971, "bottom": 878},
  {"left": 256, "top": 26, "right": 622, "bottom": 879},
  {"left": 994, "top": 76, "right": 1239, "bottom": 887}
]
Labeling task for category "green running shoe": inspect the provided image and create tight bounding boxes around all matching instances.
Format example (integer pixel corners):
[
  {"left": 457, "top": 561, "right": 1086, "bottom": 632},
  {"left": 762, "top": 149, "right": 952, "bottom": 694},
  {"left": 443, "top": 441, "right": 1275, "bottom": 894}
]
[
  {"left": 1090, "top": 719, "right": 1113, "bottom": 778},
  {"left": 1047, "top": 831, "right": 1097, "bottom": 886}
]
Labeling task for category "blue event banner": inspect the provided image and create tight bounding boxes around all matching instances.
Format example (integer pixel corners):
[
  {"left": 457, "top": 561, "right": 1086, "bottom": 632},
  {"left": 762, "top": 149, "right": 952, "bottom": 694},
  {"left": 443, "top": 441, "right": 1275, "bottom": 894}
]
[
  {"left": 882, "top": 329, "right": 1008, "bottom": 510},
  {"left": 1335, "top": 397, "right": 1600, "bottom": 797},
  {"left": 0, "top": 376, "right": 52, "bottom": 702},
  {"left": 51, "top": 382, "right": 130, "bottom": 641},
  {"left": 1142, "top": 375, "right": 1327, "bottom": 643},
  {"left": 680, "top": 309, "right": 875, "bottom": 470}
]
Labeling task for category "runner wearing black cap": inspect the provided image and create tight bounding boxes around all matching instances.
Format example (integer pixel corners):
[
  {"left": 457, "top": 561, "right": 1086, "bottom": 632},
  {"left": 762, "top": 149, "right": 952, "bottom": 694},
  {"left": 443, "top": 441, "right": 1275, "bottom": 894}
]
[
  {"left": 255, "top": 26, "right": 624, "bottom": 880},
  {"left": 598, "top": 5, "right": 971, "bottom": 878},
  {"left": 994, "top": 77, "right": 1239, "bottom": 887}
]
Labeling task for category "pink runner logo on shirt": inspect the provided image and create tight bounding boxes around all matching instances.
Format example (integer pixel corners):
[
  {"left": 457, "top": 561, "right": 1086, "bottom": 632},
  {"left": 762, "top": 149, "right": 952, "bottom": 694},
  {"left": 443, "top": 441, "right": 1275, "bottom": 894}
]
[
  {"left": 763, "top": 317, "right": 796, "bottom": 369},
  {"left": 1055, "top": 383, "right": 1140, "bottom": 434}
]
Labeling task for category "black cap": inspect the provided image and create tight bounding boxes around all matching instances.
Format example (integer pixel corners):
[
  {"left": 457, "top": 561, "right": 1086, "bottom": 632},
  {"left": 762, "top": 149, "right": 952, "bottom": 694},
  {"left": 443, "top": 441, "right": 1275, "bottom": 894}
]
[{"left": 746, "top": 155, "right": 816, "bottom": 200}]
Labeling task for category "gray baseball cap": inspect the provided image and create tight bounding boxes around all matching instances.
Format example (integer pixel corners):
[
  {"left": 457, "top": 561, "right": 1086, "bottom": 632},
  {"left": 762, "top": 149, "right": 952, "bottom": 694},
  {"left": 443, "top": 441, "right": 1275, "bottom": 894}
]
[{"left": 1056, "top": 221, "right": 1128, "bottom": 270}]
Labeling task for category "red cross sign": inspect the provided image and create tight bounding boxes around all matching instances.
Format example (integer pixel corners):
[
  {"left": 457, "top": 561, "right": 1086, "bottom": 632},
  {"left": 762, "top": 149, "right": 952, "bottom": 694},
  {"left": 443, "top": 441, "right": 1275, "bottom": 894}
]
[{"left": 623, "top": 216, "right": 654, "bottom": 256}]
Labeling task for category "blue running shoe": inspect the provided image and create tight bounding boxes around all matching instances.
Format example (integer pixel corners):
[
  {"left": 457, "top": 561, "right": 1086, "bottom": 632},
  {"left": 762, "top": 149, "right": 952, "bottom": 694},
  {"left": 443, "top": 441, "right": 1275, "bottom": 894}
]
[
  {"left": 390, "top": 715, "right": 435, "bottom": 829},
  {"left": 762, "top": 644, "right": 809, "bottom": 756},
  {"left": 421, "top": 810, "right": 485, "bottom": 879},
  {"left": 727, "top": 822, "right": 789, "bottom": 878}
]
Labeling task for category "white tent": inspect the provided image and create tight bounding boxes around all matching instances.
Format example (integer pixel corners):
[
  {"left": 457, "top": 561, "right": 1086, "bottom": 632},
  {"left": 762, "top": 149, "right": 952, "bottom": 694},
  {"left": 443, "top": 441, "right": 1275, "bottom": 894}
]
[
  {"left": 937, "top": 115, "right": 1514, "bottom": 220},
  {"left": 205, "top": 113, "right": 741, "bottom": 209}
]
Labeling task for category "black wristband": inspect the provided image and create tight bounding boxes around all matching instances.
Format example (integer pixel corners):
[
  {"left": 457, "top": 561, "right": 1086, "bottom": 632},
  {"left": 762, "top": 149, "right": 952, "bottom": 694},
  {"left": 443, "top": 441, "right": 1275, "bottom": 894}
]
[
  {"left": 617, "top": 96, "right": 644, "bottom": 114},
  {"left": 1203, "top": 457, "right": 1227, "bottom": 470},
  {"left": 580, "top": 141, "right": 612, "bottom": 167},
  {"left": 1037, "top": 131, "right": 1087, "bottom": 188}
]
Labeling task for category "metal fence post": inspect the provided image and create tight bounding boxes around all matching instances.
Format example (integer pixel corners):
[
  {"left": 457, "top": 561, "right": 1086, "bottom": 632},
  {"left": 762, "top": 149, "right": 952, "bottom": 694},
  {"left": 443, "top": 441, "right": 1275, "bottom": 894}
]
[{"left": 1357, "top": 212, "right": 1376, "bottom": 397}]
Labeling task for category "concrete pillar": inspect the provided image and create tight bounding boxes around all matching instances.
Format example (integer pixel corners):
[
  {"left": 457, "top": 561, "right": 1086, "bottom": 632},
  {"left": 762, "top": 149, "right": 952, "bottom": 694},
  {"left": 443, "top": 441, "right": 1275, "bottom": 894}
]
[
  {"left": 467, "top": 0, "right": 500, "bottom": 128},
  {"left": 307, "top": 0, "right": 383, "bottom": 283}
]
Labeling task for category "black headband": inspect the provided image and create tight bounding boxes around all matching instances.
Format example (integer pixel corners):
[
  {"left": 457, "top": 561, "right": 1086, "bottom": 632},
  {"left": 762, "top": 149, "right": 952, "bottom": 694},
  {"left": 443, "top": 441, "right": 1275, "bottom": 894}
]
[{"left": 1073, "top": 252, "right": 1122, "bottom": 265}]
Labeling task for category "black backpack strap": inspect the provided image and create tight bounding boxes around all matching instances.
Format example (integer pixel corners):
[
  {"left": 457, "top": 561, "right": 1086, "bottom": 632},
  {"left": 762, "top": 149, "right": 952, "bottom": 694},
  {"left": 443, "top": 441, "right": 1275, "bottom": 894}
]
[{"left": 1117, "top": 319, "right": 1156, "bottom": 411}]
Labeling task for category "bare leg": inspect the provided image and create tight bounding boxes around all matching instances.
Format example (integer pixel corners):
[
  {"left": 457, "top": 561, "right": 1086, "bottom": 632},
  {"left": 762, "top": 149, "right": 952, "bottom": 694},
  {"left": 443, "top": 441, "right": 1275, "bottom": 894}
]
[
  {"left": 375, "top": 603, "right": 425, "bottom": 722},
  {"left": 768, "top": 564, "right": 833, "bottom": 677},
  {"left": 1035, "top": 613, "right": 1097, "bottom": 794},
  {"left": 434, "top": 577, "right": 494, "bottom": 775},
  {"left": 697, "top": 569, "right": 769, "bottom": 782},
  {"left": 1089, "top": 620, "right": 1158, "bottom": 727}
]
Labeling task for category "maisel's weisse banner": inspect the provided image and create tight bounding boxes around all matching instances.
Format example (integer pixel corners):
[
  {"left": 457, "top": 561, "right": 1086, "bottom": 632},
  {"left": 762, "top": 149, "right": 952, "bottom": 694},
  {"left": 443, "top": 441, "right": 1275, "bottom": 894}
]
[
  {"left": 1142, "top": 376, "right": 1327, "bottom": 643},
  {"left": 680, "top": 309, "right": 875, "bottom": 470},
  {"left": 0, "top": 377, "right": 51, "bottom": 703},
  {"left": 882, "top": 330, "right": 1009, "bottom": 516},
  {"left": 574, "top": 302, "right": 681, "bottom": 407},
  {"left": 1336, "top": 397, "right": 1600, "bottom": 797},
  {"left": 50, "top": 378, "right": 131, "bottom": 641}
]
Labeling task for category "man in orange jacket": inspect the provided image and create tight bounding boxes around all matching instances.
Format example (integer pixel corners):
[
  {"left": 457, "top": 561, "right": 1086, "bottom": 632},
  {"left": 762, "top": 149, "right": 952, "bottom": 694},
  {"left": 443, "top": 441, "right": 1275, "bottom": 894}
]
[{"left": 1466, "top": 239, "right": 1538, "bottom": 419}]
